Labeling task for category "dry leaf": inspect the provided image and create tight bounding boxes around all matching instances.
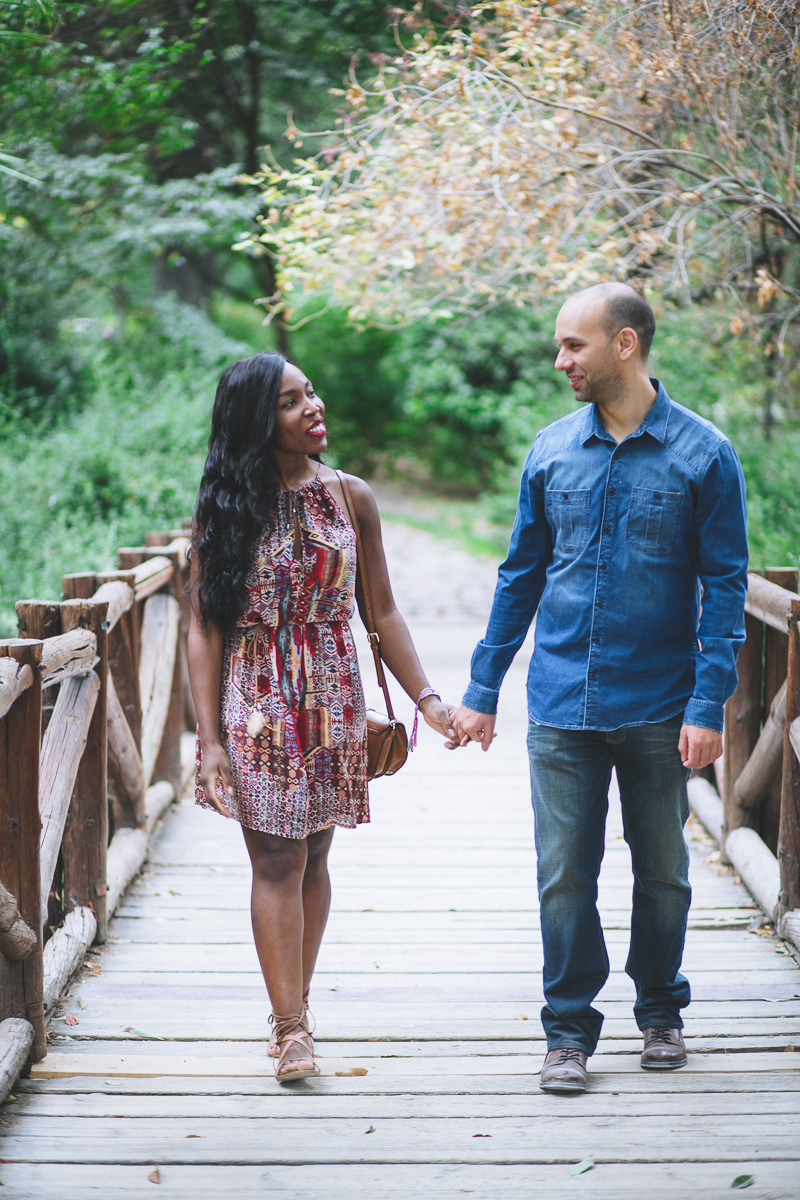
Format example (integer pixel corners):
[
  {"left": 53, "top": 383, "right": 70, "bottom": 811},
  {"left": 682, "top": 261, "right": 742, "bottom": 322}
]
[
  {"left": 186, "top": 1134, "right": 202, "bottom": 1138},
  {"left": 335, "top": 1067, "right": 368, "bottom": 1076},
  {"left": 365, "top": 1125, "right": 376, "bottom": 1134},
  {"left": 569, "top": 1157, "right": 595, "bottom": 1176},
  {"left": 147, "top": 1167, "right": 161, "bottom": 1184},
  {"left": 64, "top": 1014, "right": 79, "bottom": 1026},
  {"left": 517, "top": 1014, "right": 528, "bottom": 1021},
  {"left": 472, "top": 1133, "right": 492, "bottom": 1138}
]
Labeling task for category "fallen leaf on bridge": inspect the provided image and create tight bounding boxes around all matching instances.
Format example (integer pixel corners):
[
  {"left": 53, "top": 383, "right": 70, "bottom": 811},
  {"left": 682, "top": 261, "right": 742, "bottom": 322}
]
[
  {"left": 569, "top": 1157, "right": 595, "bottom": 1176},
  {"left": 147, "top": 1167, "right": 161, "bottom": 1184},
  {"left": 64, "top": 1014, "right": 78, "bottom": 1026},
  {"left": 335, "top": 1067, "right": 368, "bottom": 1076},
  {"left": 731, "top": 1176, "right": 754, "bottom": 1189}
]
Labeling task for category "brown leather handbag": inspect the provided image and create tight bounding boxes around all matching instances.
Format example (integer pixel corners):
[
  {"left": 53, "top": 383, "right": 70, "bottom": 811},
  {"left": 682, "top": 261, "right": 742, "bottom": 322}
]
[{"left": 336, "top": 472, "right": 409, "bottom": 779}]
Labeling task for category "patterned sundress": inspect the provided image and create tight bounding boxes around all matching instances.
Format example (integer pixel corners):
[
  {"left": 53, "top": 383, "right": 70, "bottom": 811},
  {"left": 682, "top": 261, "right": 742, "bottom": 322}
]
[{"left": 195, "top": 474, "right": 369, "bottom": 838}]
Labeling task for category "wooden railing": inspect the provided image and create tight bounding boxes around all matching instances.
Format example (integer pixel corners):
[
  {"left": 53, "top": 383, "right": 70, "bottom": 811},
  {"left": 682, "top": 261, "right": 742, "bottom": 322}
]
[
  {"left": 689, "top": 569, "right": 800, "bottom": 953},
  {"left": 0, "top": 530, "right": 195, "bottom": 1101}
]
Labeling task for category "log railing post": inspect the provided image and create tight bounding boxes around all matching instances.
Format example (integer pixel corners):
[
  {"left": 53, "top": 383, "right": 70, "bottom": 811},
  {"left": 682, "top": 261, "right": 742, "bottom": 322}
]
[
  {"left": 97, "top": 569, "right": 141, "bottom": 751},
  {"left": 0, "top": 640, "right": 45, "bottom": 1061},
  {"left": 763, "top": 568, "right": 798, "bottom": 853},
  {"left": 723, "top": 609, "right": 763, "bottom": 855},
  {"left": 60, "top": 598, "right": 110, "bottom": 944},
  {"left": 151, "top": 539, "right": 186, "bottom": 798},
  {"left": 777, "top": 599, "right": 800, "bottom": 918}
]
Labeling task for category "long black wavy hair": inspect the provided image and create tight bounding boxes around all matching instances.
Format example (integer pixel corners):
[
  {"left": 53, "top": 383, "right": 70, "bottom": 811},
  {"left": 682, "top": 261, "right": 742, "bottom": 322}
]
[{"left": 190, "top": 351, "right": 287, "bottom": 630}]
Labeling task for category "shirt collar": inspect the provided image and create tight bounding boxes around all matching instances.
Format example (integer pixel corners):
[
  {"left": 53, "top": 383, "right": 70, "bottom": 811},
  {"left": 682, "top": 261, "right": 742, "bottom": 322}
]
[{"left": 580, "top": 379, "right": 670, "bottom": 445}]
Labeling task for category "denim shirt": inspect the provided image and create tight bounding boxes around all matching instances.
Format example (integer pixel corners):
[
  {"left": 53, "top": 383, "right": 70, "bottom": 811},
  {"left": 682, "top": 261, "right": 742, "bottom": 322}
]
[{"left": 462, "top": 382, "right": 748, "bottom": 732}]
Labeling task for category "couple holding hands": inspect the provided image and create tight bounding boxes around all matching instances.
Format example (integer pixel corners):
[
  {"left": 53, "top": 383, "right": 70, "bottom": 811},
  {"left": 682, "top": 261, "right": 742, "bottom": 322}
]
[{"left": 189, "top": 284, "right": 749, "bottom": 1092}]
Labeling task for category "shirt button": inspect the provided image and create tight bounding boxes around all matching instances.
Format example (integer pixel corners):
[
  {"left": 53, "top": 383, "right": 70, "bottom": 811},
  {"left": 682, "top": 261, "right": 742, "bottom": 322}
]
[
  {"left": 589, "top": 671, "right": 597, "bottom": 681},
  {"left": 655, "top": 492, "right": 662, "bottom": 501},
  {"left": 562, "top": 492, "right": 569, "bottom": 500},
  {"left": 599, "top": 563, "right": 607, "bottom": 572},
  {"left": 603, "top": 526, "right": 611, "bottom": 535},
  {"left": 608, "top": 488, "right": 616, "bottom": 496},
  {"left": 597, "top": 600, "right": 604, "bottom": 609}
]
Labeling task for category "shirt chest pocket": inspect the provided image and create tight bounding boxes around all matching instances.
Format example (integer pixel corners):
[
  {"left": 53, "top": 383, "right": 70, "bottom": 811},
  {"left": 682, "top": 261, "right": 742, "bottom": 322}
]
[
  {"left": 625, "top": 487, "right": 684, "bottom": 555},
  {"left": 545, "top": 488, "right": 591, "bottom": 555}
]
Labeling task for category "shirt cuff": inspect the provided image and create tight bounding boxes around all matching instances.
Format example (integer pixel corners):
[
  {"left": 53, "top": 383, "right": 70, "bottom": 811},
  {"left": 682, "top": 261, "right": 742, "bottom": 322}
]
[
  {"left": 683, "top": 697, "right": 724, "bottom": 733},
  {"left": 461, "top": 681, "right": 499, "bottom": 716}
]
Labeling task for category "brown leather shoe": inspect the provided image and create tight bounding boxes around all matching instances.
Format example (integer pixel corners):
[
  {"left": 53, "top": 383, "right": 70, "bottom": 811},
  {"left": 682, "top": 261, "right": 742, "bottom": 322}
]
[
  {"left": 641, "top": 1026, "right": 687, "bottom": 1070},
  {"left": 539, "top": 1047, "right": 589, "bottom": 1092}
]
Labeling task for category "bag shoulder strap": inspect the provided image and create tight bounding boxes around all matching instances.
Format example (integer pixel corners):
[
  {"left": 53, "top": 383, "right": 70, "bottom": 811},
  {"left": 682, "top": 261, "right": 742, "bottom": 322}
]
[{"left": 335, "top": 471, "right": 396, "bottom": 721}]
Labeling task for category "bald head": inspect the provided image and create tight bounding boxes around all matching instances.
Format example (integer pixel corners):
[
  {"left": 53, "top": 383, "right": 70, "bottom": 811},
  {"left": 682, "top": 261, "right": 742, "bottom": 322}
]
[{"left": 564, "top": 283, "right": 656, "bottom": 362}]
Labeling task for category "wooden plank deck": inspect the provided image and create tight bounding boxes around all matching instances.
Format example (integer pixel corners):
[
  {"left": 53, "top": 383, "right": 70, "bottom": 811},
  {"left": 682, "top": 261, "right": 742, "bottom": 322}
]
[{"left": 3, "top": 518, "right": 800, "bottom": 1199}]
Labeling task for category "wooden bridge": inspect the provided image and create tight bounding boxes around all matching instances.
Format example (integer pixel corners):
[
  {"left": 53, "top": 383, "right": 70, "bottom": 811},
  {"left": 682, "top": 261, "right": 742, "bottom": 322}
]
[{"left": 1, "top": 515, "right": 799, "bottom": 1198}]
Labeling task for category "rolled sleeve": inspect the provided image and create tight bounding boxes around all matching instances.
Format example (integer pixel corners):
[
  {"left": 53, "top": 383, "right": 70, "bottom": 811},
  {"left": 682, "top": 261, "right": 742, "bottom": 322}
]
[
  {"left": 688, "top": 440, "right": 749, "bottom": 731},
  {"left": 461, "top": 451, "right": 549, "bottom": 713}
]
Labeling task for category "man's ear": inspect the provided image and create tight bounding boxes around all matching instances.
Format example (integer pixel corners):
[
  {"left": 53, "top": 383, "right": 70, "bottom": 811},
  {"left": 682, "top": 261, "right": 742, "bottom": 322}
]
[{"left": 616, "top": 326, "right": 638, "bottom": 362}]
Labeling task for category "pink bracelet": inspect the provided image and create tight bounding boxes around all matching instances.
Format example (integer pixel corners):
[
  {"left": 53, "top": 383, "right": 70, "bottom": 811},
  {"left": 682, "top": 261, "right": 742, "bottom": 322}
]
[{"left": 410, "top": 688, "right": 441, "bottom": 751}]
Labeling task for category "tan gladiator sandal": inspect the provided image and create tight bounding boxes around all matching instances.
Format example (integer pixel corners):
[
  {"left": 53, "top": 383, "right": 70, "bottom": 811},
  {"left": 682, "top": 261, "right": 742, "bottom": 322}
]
[
  {"left": 271, "top": 1012, "right": 319, "bottom": 1084},
  {"left": 269, "top": 988, "right": 310, "bottom": 1058}
]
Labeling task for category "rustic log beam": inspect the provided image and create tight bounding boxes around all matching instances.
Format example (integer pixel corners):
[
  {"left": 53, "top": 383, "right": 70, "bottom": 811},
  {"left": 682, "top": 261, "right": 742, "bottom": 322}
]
[
  {"left": 0, "top": 639, "right": 45, "bottom": 1060},
  {"left": 106, "top": 672, "right": 145, "bottom": 828},
  {"left": 42, "top": 905, "right": 97, "bottom": 1012},
  {"left": 733, "top": 679, "right": 788, "bottom": 809},
  {"left": 0, "top": 658, "right": 33, "bottom": 720},
  {"left": 105, "top": 781, "right": 175, "bottom": 916},
  {"left": 778, "top": 600, "right": 800, "bottom": 916},
  {"left": 745, "top": 572, "right": 800, "bottom": 633},
  {"left": 725, "top": 826, "right": 781, "bottom": 923},
  {"left": 59, "top": 598, "right": 110, "bottom": 943},
  {"left": 126, "top": 555, "right": 174, "bottom": 601},
  {"left": 779, "top": 909, "right": 800, "bottom": 956},
  {"left": 0, "top": 1018, "right": 34, "bottom": 1105},
  {"left": 39, "top": 628, "right": 97, "bottom": 689},
  {"left": 139, "top": 594, "right": 180, "bottom": 787},
  {"left": 38, "top": 671, "right": 99, "bottom": 918},
  {"left": 761, "top": 568, "right": 798, "bottom": 855},
  {"left": 91, "top": 580, "right": 134, "bottom": 633},
  {"left": 723, "top": 610, "right": 762, "bottom": 850},
  {"left": 0, "top": 880, "right": 36, "bottom": 962},
  {"left": 143, "top": 536, "right": 189, "bottom": 571},
  {"left": 687, "top": 777, "right": 725, "bottom": 846},
  {"left": 782, "top": 907, "right": 800, "bottom": 955},
  {"left": 790, "top": 715, "right": 800, "bottom": 765}
]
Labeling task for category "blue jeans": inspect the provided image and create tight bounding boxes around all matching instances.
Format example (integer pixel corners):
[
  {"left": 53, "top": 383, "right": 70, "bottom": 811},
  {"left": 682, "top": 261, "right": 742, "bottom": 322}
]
[{"left": 527, "top": 717, "right": 692, "bottom": 1055}]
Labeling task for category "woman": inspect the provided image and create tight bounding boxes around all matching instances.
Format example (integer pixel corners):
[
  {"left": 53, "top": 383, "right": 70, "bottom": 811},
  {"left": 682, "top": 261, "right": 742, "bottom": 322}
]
[{"left": 188, "top": 351, "right": 455, "bottom": 1084}]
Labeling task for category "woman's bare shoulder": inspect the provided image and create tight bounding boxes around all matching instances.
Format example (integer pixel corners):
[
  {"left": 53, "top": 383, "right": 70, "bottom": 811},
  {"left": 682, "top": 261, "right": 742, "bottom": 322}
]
[{"left": 319, "top": 466, "right": 376, "bottom": 510}]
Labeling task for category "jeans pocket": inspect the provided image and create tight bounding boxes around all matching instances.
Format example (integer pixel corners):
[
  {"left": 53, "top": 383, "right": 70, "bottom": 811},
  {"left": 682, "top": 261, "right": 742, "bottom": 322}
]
[
  {"left": 545, "top": 488, "right": 591, "bottom": 555},
  {"left": 625, "top": 487, "right": 683, "bottom": 555}
]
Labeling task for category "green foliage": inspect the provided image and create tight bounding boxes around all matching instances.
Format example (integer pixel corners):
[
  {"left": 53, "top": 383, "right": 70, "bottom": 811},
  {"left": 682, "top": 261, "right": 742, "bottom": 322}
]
[
  {"left": 382, "top": 304, "right": 573, "bottom": 492},
  {"left": 0, "top": 297, "right": 251, "bottom": 635}
]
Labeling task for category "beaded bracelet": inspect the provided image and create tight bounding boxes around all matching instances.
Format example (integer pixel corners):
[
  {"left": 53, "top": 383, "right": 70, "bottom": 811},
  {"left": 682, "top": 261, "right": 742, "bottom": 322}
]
[{"left": 410, "top": 687, "right": 442, "bottom": 751}]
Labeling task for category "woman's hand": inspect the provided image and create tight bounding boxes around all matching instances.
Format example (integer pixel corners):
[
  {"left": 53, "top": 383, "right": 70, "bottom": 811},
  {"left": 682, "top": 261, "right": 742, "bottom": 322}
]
[
  {"left": 419, "top": 695, "right": 456, "bottom": 742},
  {"left": 198, "top": 741, "right": 235, "bottom": 817}
]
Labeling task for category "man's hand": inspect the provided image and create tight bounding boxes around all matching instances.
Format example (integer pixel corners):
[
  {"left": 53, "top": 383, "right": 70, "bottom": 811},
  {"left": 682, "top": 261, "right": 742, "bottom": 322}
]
[
  {"left": 449, "top": 704, "right": 497, "bottom": 752},
  {"left": 678, "top": 724, "right": 722, "bottom": 770}
]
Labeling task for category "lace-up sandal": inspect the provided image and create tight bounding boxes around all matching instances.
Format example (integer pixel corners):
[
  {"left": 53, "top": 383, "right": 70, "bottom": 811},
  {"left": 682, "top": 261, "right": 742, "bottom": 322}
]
[
  {"left": 269, "top": 988, "right": 310, "bottom": 1058},
  {"left": 539, "top": 1046, "right": 589, "bottom": 1092},
  {"left": 272, "top": 1012, "right": 319, "bottom": 1084}
]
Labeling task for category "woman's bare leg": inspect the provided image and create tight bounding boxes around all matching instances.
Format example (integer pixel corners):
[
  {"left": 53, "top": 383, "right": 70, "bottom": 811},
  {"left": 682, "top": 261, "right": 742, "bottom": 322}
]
[
  {"left": 242, "top": 827, "right": 308, "bottom": 1064},
  {"left": 301, "top": 827, "right": 335, "bottom": 994}
]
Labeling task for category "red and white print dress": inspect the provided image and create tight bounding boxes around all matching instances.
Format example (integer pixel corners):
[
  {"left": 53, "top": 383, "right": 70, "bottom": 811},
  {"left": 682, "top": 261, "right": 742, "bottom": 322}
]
[{"left": 195, "top": 475, "right": 369, "bottom": 837}]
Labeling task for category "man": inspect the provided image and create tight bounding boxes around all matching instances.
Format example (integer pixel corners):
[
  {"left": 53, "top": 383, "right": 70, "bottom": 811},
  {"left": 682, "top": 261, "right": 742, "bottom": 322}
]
[{"left": 451, "top": 283, "right": 748, "bottom": 1093}]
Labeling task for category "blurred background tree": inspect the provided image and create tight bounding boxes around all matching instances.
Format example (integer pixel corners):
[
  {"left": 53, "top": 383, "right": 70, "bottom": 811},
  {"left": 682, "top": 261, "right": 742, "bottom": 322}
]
[{"left": 0, "top": 0, "right": 797, "bottom": 635}]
